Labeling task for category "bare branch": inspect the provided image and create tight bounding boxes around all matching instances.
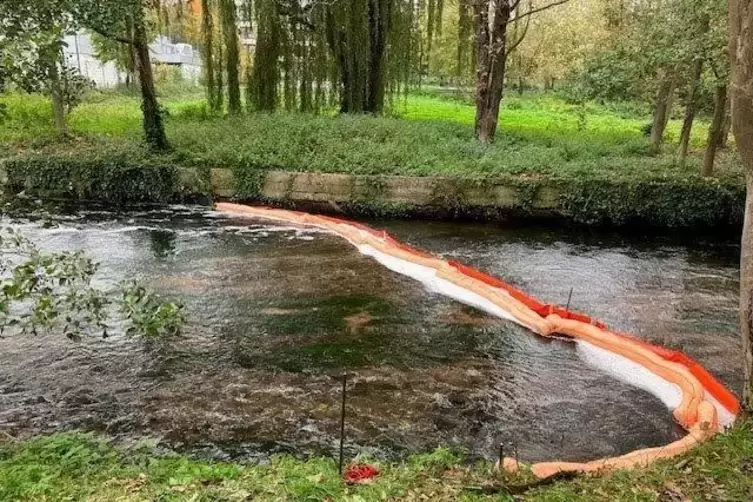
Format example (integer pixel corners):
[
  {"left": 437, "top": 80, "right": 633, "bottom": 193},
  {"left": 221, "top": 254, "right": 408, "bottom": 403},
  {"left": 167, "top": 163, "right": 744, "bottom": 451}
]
[
  {"left": 510, "top": 0, "right": 570, "bottom": 23},
  {"left": 506, "top": 8, "right": 531, "bottom": 56}
]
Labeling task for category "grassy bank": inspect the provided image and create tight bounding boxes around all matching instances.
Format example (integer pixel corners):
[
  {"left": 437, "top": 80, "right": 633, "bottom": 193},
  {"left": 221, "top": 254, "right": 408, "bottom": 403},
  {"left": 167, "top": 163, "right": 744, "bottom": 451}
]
[
  {"left": 1, "top": 88, "right": 743, "bottom": 182},
  {"left": 1, "top": 423, "right": 752, "bottom": 501},
  {"left": 0, "top": 88, "right": 745, "bottom": 227}
]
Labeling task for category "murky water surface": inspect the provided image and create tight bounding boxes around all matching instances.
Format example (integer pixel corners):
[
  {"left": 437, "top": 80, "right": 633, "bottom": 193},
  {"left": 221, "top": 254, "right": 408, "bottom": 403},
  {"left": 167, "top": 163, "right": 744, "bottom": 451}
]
[{"left": 0, "top": 206, "right": 742, "bottom": 463}]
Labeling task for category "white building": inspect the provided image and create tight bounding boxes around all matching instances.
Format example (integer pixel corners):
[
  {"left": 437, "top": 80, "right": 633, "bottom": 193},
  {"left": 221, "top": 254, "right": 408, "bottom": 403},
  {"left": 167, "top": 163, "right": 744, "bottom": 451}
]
[{"left": 62, "top": 33, "right": 203, "bottom": 88}]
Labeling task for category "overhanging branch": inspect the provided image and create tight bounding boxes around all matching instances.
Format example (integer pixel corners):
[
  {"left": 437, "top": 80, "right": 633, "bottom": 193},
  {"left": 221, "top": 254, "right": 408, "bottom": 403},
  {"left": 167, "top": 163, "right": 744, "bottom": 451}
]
[
  {"left": 510, "top": 0, "right": 570, "bottom": 24},
  {"left": 506, "top": 5, "right": 532, "bottom": 56},
  {"left": 87, "top": 25, "right": 134, "bottom": 46}
]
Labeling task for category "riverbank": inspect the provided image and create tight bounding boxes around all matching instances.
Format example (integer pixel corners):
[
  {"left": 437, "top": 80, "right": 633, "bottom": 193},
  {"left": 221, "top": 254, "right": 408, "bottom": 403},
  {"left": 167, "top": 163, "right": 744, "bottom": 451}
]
[
  {"left": 0, "top": 90, "right": 745, "bottom": 229},
  {"left": 1, "top": 423, "right": 751, "bottom": 501}
]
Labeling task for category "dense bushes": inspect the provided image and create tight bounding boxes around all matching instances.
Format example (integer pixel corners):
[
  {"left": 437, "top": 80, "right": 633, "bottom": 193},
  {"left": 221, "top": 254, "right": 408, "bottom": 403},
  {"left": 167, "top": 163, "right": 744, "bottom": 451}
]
[
  {"left": 556, "top": 177, "right": 746, "bottom": 228},
  {"left": 3, "top": 149, "right": 180, "bottom": 204}
]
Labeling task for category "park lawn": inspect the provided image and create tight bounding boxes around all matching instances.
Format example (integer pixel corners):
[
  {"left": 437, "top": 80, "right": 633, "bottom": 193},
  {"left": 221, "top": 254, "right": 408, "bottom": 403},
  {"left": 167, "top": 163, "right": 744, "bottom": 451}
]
[
  {"left": 1, "top": 422, "right": 752, "bottom": 501},
  {"left": 0, "top": 89, "right": 743, "bottom": 184}
]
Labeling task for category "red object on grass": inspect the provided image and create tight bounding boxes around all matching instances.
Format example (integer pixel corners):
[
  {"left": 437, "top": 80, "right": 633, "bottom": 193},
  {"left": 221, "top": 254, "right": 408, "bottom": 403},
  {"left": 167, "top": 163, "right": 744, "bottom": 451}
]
[{"left": 344, "top": 464, "right": 380, "bottom": 484}]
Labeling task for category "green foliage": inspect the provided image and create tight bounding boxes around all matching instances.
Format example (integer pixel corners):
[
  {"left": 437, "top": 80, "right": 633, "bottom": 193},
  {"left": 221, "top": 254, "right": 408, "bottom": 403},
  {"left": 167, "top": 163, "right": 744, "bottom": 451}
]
[
  {"left": 558, "top": 177, "right": 745, "bottom": 228},
  {"left": 0, "top": 228, "right": 184, "bottom": 339},
  {"left": 0, "top": 90, "right": 745, "bottom": 228},
  {"left": 0, "top": 228, "right": 108, "bottom": 338},
  {"left": 120, "top": 281, "right": 185, "bottom": 338},
  {"left": 1, "top": 422, "right": 752, "bottom": 501},
  {"left": 4, "top": 149, "right": 180, "bottom": 203},
  {"left": 564, "top": 0, "right": 728, "bottom": 107}
]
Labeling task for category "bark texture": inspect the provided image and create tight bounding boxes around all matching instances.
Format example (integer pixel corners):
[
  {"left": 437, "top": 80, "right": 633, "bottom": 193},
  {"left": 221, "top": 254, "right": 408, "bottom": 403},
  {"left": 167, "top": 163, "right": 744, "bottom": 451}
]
[
  {"left": 650, "top": 74, "right": 675, "bottom": 150},
  {"left": 474, "top": 0, "right": 511, "bottom": 142},
  {"left": 729, "top": 0, "right": 753, "bottom": 408},
  {"left": 134, "top": 19, "right": 169, "bottom": 151},
  {"left": 702, "top": 84, "right": 728, "bottom": 177}
]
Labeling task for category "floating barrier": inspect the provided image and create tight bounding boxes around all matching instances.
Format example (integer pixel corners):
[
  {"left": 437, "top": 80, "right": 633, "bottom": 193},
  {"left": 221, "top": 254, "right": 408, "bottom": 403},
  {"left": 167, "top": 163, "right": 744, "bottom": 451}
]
[{"left": 216, "top": 202, "right": 740, "bottom": 478}]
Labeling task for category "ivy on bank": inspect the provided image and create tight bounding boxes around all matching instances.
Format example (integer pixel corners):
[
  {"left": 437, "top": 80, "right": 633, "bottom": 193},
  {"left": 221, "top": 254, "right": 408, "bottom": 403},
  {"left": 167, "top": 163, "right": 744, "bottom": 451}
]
[
  {"left": 3, "top": 151, "right": 180, "bottom": 204},
  {"left": 0, "top": 150, "right": 746, "bottom": 230}
]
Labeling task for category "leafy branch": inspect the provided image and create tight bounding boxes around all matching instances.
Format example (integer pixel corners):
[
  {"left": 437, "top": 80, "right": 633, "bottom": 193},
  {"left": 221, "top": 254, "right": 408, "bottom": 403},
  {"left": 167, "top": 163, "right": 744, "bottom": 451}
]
[{"left": 0, "top": 227, "right": 184, "bottom": 340}]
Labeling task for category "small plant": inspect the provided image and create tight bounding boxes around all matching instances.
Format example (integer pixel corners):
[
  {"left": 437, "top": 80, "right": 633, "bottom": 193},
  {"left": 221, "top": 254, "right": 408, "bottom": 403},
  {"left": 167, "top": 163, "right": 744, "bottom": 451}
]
[{"left": 0, "top": 227, "right": 185, "bottom": 340}]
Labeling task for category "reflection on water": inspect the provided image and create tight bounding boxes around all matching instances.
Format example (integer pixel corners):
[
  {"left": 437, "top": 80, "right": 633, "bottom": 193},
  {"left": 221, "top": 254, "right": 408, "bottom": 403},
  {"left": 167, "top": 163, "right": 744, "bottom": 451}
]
[{"left": 0, "top": 206, "right": 742, "bottom": 463}]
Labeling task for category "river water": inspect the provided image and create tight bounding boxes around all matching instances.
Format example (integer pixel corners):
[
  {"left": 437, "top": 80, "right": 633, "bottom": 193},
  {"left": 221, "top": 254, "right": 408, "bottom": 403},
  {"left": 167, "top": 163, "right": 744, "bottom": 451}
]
[{"left": 0, "top": 206, "right": 742, "bottom": 463}]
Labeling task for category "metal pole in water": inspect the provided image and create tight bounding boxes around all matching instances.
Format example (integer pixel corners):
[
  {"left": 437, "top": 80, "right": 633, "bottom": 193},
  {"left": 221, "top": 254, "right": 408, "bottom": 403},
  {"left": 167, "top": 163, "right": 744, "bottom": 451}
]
[
  {"left": 338, "top": 374, "right": 347, "bottom": 475},
  {"left": 565, "top": 287, "right": 574, "bottom": 311}
]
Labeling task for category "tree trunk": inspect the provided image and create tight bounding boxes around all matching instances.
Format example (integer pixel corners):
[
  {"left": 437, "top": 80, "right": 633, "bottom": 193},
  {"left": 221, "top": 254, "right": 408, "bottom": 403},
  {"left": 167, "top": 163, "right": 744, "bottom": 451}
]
[
  {"left": 216, "top": 35, "right": 225, "bottom": 111},
  {"left": 48, "top": 60, "right": 69, "bottom": 137},
  {"left": 678, "top": 58, "right": 703, "bottom": 163},
  {"left": 701, "top": 84, "right": 727, "bottom": 177},
  {"left": 729, "top": 0, "right": 753, "bottom": 409},
  {"left": 474, "top": 0, "right": 511, "bottom": 142},
  {"left": 220, "top": 0, "right": 241, "bottom": 115},
  {"left": 650, "top": 73, "right": 675, "bottom": 150},
  {"left": 366, "top": 0, "right": 391, "bottom": 114},
  {"left": 201, "top": 0, "right": 218, "bottom": 112},
  {"left": 126, "top": 20, "right": 137, "bottom": 90},
  {"left": 457, "top": 0, "right": 471, "bottom": 80},
  {"left": 134, "top": 20, "right": 170, "bottom": 151},
  {"left": 718, "top": 95, "right": 732, "bottom": 148}
]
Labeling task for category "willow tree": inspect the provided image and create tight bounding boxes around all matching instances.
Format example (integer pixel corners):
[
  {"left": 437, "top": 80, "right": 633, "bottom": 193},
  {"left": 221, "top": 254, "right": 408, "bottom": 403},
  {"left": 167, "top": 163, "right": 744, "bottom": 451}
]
[
  {"left": 729, "top": 0, "right": 753, "bottom": 408},
  {"left": 200, "top": 0, "right": 220, "bottom": 112},
  {"left": 457, "top": 0, "right": 474, "bottom": 79},
  {"left": 323, "top": 0, "right": 394, "bottom": 113},
  {"left": 245, "top": 0, "right": 416, "bottom": 115},
  {"left": 249, "top": 0, "right": 281, "bottom": 111},
  {"left": 219, "top": 0, "right": 241, "bottom": 114}
]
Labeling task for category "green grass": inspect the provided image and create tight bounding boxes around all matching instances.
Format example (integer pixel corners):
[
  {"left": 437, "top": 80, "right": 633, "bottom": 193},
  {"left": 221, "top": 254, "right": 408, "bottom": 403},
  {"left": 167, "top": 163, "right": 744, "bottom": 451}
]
[
  {"left": 1, "top": 422, "right": 752, "bottom": 501},
  {"left": 0, "top": 88, "right": 743, "bottom": 184}
]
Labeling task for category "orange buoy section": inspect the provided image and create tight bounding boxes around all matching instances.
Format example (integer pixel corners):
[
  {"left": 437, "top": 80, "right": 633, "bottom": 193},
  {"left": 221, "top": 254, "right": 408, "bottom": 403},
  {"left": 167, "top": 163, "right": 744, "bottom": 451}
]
[{"left": 216, "top": 202, "right": 740, "bottom": 478}]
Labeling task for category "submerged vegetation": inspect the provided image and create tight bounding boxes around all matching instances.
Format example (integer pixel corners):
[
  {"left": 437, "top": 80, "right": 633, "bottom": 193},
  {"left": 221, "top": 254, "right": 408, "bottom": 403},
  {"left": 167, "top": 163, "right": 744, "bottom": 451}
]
[{"left": 1, "top": 422, "right": 751, "bottom": 501}]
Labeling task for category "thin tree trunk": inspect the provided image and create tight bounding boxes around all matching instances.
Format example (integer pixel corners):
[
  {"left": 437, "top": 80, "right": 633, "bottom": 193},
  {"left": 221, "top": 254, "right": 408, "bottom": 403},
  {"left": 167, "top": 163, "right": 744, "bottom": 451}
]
[
  {"left": 457, "top": 0, "right": 470, "bottom": 80},
  {"left": 134, "top": 19, "right": 170, "bottom": 151},
  {"left": 474, "top": 0, "right": 511, "bottom": 142},
  {"left": 126, "top": 20, "right": 137, "bottom": 90},
  {"left": 742, "top": 179, "right": 753, "bottom": 409},
  {"left": 48, "top": 60, "right": 70, "bottom": 136},
  {"left": 650, "top": 73, "right": 675, "bottom": 150},
  {"left": 718, "top": 95, "right": 732, "bottom": 148},
  {"left": 216, "top": 34, "right": 224, "bottom": 112},
  {"left": 678, "top": 58, "right": 703, "bottom": 163},
  {"left": 729, "top": 0, "right": 753, "bottom": 409},
  {"left": 701, "top": 84, "right": 727, "bottom": 177},
  {"left": 201, "top": 0, "right": 218, "bottom": 112},
  {"left": 220, "top": 0, "right": 241, "bottom": 115}
]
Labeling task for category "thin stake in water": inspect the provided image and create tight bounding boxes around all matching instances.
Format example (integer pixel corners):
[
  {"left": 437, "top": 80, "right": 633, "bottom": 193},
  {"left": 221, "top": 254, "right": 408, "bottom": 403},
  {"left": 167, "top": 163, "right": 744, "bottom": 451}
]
[
  {"left": 565, "top": 287, "right": 574, "bottom": 311},
  {"left": 338, "top": 374, "right": 347, "bottom": 475}
]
